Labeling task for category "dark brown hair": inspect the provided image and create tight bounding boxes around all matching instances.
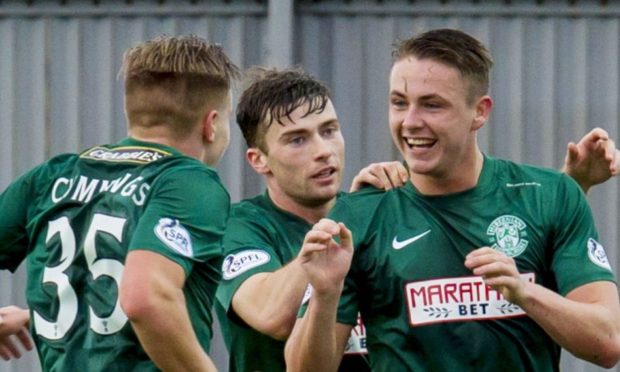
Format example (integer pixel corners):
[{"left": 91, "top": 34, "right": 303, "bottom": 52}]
[
  {"left": 236, "top": 67, "right": 331, "bottom": 152},
  {"left": 393, "top": 29, "right": 493, "bottom": 103}
]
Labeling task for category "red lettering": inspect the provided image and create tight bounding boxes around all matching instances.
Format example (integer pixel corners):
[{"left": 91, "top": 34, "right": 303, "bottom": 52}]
[
  {"left": 427, "top": 285, "right": 444, "bottom": 305},
  {"left": 409, "top": 286, "right": 427, "bottom": 306},
  {"left": 459, "top": 282, "right": 473, "bottom": 302},
  {"left": 444, "top": 283, "right": 458, "bottom": 303}
]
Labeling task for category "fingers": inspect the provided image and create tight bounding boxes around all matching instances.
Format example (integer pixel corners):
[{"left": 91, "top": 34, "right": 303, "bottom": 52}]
[
  {"left": 300, "top": 219, "right": 341, "bottom": 256},
  {"left": 565, "top": 142, "right": 579, "bottom": 166},
  {"left": 464, "top": 248, "right": 525, "bottom": 302},
  {"left": 15, "top": 328, "right": 33, "bottom": 351},
  {"left": 349, "top": 162, "right": 409, "bottom": 192},
  {"left": 300, "top": 219, "right": 352, "bottom": 258},
  {"left": 383, "top": 161, "right": 409, "bottom": 187},
  {"left": 611, "top": 149, "right": 620, "bottom": 176},
  {"left": 0, "top": 336, "right": 22, "bottom": 360},
  {"left": 302, "top": 230, "right": 335, "bottom": 254},
  {"left": 337, "top": 223, "right": 353, "bottom": 253},
  {"left": 4, "top": 337, "right": 21, "bottom": 359},
  {"left": 583, "top": 127, "right": 610, "bottom": 144},
  {"left": 349, "top": 164, "right": 392, "bottom": 191},
  {"left": 0, "top": 343, "right": 10, "bottom": 361},
  {"left": 464, "top": 247, "right": 517, "bottom": 277},
  {"left": 600, "top": 138, "right": 620, "bottom": 175},
  {"left": 313, "top": 218, "right": 340, "bottom": 235}
]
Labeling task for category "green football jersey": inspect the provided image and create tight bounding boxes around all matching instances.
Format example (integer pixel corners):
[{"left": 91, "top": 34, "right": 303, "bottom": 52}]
[
  {"left": 0, "top": 138, "right": 229, "bottom": 371},
  {"left": 215, "top": 192, "right": 368, "bottom": 372},
  {"left": 327, "top": 156, "right": 615, "bottom": 372}
]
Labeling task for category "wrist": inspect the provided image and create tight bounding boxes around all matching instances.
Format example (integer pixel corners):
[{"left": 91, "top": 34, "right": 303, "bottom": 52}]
[
  {"left": 312, "top": 281, "right": 344, "bottom": 300},
  {"left": 509, "top": 279, "right": 536, "bottom": 309},
  {"left": 564, "top": 170, "right": 591, "bottom": 193}
]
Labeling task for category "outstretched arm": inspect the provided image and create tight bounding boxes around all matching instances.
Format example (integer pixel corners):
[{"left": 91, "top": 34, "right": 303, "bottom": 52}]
[
  {"left": 349, "top": 161, "right": 408, "bottom": 192},
  {"left": 465, "top": 248, "right": 620, "bottom": 368},
  {"left": 120, "top": 250, "right": 217, "bottom": 372},
  {"left": 285, "top": 219, "right": 354, "bottom": 372},
  {"left": 562, "top": 128, "right": 620, "bottom": 193},
  {"left": 0, "top": 306, "right": 33, "bottom": 361}
]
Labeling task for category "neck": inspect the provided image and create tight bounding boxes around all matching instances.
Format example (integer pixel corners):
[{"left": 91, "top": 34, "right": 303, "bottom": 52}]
[
  {"left": 411, "top": 150, "right": 484, "bottom": 195},
  {"left": 267, "top": 186, "right": 336, "bottom": 225},
  {"left": 128, "top": 129, "right": 204, "bottom": 161}
]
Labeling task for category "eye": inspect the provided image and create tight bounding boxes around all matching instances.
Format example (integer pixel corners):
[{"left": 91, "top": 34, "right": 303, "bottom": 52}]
[
  {"left": 321, "top": 126, "right": 337, "bottom": 137},
  {"left": 289, "top": 136, "right": 305, "bottom": 146},
  {"left": 423, "top": 100, "right": 444, "bottom": 110},
  {"left": 390, "top": 97, "right": 408, "bottom": 110}
]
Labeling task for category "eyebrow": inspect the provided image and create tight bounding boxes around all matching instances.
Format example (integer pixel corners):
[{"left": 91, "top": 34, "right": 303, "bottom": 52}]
[
  {"left": 279, "top": 128, "right": 308, "bottom": 139},
  {"left": 318, "top": 119, "right": 339, "bottom": 128},
  {"left": 279, "top": 119, "right": 339, "bottom": 138},
  {"left": 418, "top": 93, "right": 443, "bottom": 101}
]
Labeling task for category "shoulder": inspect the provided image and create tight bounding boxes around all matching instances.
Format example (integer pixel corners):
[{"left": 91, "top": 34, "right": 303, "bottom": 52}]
[
  {"left": 490, "top": 157, "right": 575, "bottom": 189},
  {"left": 231, "top": 195, "right": 268, "bottom": 216},
  {"left": 329, "top": 185, "right": 401, "bottom": 231},
  {"left": 488, "top": 158, "right": 584, "bottom": 207},
  {"left": 14, "top": 153, "right": 80, "bottom": 185},
  {"left": 226, "top": 196, "right": 278, "bottom": 236},
  {"left": 154, "top": 158, "right": 228, "bottom": 196},
  {"left": 336, "top": 185, "right": 392, "bottom": 209},
  {"left": 491, "top": 157, "right": 561, "bottom": 179}
]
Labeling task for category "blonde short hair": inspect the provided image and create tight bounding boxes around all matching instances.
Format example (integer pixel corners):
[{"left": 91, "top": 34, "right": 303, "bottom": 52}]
[{"left": 121, "top": 35, "right": 241, "bottom": 136}]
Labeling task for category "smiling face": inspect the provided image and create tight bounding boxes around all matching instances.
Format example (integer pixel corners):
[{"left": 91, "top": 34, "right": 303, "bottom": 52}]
[
  {"left": 389, "top": 56, "right": 491, "bottom": 188},
  {"left": 249, "top": 99, "right": 345, "bottom": 209}
]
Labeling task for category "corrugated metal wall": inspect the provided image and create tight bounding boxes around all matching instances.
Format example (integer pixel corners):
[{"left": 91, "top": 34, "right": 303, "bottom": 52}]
[{"left": 1, "top": 1, "right": 619, "bottom": 371}]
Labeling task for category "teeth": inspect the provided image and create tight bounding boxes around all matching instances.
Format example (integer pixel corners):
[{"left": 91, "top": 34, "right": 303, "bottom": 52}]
[
  {"left": 406, "top": 138, "right": 434, "bottom": 146},
  {"left": 317, "top": 169, "right": 333, "bottom": 177}
]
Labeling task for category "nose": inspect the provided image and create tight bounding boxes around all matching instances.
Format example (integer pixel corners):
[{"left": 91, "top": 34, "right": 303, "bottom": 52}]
[
  {"left": 313, "top": 135, "right": 332, "bottom": 161},
  {"left": 403, "top": 106, "right": 423, "bottom": 129}
]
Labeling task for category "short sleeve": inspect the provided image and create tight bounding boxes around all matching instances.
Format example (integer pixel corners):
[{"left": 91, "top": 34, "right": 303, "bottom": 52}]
[
  {"left": 551, "top": 174, "right": 616, "bottom": 295},
  {"left": 0, "top": 170, "right": 34, "bottom": 271},
  {"left": 216, "top": 206, "right": 285, "bottom": 312},
  {"left": 130, "top": 167, "right": 230, "bottom": 276}
]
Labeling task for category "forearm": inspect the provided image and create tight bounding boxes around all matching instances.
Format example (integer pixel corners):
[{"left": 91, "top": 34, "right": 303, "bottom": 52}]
[
  {"left": 234, "top": 258, "right": 308, "bottom": 339},
  {"left": 517, "top": 282, "right": 620, "bottom": 367},
  {"left": 121, "top": 251, "right": 216, "bottom": 372},
  {"left": 285, "top": 289, "right": 343, "bottom": 372},
  {"left": 129, "top": 288, "right": 216, "bottom": 372}
]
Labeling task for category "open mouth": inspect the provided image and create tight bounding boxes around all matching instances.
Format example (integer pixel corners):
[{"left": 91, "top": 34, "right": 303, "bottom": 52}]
[
  {"left": 405, "top": 137, "right": 436, "bottom": 149},
  {"left": 312, "top": 167, "right": 337, "bottom": 178}
]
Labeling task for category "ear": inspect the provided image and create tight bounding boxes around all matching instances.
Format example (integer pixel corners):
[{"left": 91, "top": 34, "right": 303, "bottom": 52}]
[
  {"left": 246, "top": 147, "right": 270, "bottom": 175},
  {"left": 471, "top": 95, "right": 493, "bottom": 131},
  {"left": 202, "top": 110, "right": 219, "bottom": 143}
]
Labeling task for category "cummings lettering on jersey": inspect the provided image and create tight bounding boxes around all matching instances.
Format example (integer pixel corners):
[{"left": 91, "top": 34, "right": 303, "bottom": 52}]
[
  {"left": 51, "top": 174, "right": 150, "bottom": 206},
  {"left": 405, "top": 273, "right": 535, "bottom": 326},
  {"left": 80, "top": 146, "right": 170, "bottom": 164}
]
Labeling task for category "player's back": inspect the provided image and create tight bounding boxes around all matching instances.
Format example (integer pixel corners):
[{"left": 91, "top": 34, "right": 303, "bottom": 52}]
[{"left": 2, "top": 139, "right": 202, "bottom": 371}]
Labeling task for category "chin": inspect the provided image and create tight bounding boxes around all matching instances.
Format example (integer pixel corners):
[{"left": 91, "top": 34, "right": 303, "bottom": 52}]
[
  {"left": 406, "top": 160, "right": 437, "bottom": 176},
  {"left": 306, "top": 191, "right": 338, "bottom": 206}
]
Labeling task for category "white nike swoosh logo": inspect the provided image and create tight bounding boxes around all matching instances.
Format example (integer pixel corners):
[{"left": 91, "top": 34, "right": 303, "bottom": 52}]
[{"left": 392, "top": 230, "right": 431, "bottom": 250}]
